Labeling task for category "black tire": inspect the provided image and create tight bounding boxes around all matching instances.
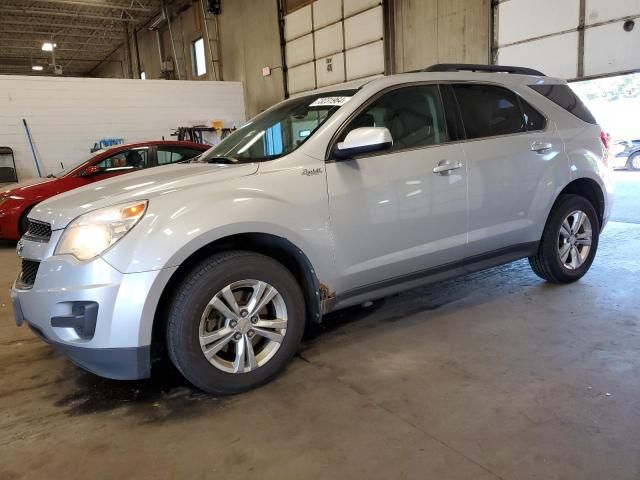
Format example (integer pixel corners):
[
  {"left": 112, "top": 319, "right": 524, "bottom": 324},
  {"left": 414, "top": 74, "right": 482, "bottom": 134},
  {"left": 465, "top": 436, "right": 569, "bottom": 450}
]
[
  {"left": 528, "top": 194, "right": 600, "bottom": 283},
  {"left": 627, "top": 152, "right": 640, "bottom": 171},
  {"left": 166, "top": 251, "right": 305, "bottom": 395}
]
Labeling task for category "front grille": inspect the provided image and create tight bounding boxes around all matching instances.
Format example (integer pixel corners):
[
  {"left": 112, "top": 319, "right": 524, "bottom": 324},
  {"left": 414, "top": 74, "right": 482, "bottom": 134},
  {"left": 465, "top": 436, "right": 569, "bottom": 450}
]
[
  {"left": 25, "top": 219, "right": 52, "bottom": 241},
  {"left": 17, "top": 259, "right": 40, "bottom": 289}
]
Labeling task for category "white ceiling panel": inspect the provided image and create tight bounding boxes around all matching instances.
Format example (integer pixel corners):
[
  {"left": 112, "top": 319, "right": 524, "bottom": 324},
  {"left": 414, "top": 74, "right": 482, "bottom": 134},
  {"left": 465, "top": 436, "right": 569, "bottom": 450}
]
[
  {"left": 344, "top": 0, "right": 380, "bottom": 18},
  {"left": 316, "top": 52, "right": 346, "bottom": 87},
  {"left": 346, "top": 40, "right": 384, "bottom": 80},
  {"left": 288, "top": 61, "right": 316, "bottom": 94},
  {"left": 344, "top": 5, "right": 383, "bottom": 49},
  {"left": 586, "top": 0, "right": 640, "bottom": 25},
  {"left": 497, "top": 31, "right": 579, "bottom": 79},
  {"left": 286, "top": 34, "right": 315, "bottom": 68},
  {"left": 313, "top": 0, "right": 342, "bottom": 28},
  {"left": 285, "top": 5, "right": 313, "bottom": 41},
  {"left": 314, "top": 23, "right": 344, "bottom": 58},
  {"left": 497, "top": 0, "right": 579, "bottom": 46},
  {"left": 584, "top": 20, "right": 640, "bottom": 76}
]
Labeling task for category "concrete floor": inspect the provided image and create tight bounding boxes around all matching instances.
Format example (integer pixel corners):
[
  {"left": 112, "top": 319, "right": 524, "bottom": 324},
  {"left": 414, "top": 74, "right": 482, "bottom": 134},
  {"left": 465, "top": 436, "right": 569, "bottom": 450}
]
[
  {"left": 1, "top": 221, "right": 640, "bottom": 480},
  {"left": 611, "top": 170, "right": 640, "bottom": 224}
]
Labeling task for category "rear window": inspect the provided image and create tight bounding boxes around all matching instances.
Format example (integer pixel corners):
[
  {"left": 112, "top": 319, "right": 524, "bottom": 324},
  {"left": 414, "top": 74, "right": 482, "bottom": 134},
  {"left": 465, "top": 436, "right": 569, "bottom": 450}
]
[{"left": 529, "top": 84, "right": 597, "bottom": 124}]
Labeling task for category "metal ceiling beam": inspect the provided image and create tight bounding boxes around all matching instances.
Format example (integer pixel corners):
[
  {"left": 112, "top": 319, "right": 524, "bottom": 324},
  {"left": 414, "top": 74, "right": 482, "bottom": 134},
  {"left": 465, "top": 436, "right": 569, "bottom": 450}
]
[
  {"left": 0, "top": 56, "right": 122, "bottom": 63},
  {"left": 0, "top": 28, "right": 123, "bottom": 41},
  {"left": 0, "top": 6, "right": 140, "bottom": 22},
  {"left": 0, "top": 45, "right": 113, "bottom": 54},
  {"left": 29, "top": 0, "right": 157, "bottom": 13},
  {"left": 0, "top": 35, "right": 119, "bottom": 47},
  {"left": 0, "top": 19, "right": 127, "bottom": 31}
]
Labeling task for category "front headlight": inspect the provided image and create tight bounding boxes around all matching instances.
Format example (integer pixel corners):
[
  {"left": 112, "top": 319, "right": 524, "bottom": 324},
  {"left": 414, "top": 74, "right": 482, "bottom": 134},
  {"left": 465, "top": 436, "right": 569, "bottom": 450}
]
[{"left": 55, "top": 200, "right": 148, "bottom": 261}]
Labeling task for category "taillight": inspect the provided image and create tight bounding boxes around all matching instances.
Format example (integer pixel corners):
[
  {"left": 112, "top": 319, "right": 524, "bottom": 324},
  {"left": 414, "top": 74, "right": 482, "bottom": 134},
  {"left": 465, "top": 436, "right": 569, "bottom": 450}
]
[
  {"left": 600, "top": 130, "right": 611, "bottom": 168},
  {"left": 600, "top": 130, "right": 610, "bottom": 150}
]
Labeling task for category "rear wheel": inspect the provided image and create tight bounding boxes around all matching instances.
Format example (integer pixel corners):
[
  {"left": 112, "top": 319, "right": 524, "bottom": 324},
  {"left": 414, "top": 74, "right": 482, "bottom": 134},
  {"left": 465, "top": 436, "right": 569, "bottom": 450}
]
[
  {"left": 166, "top": 251, "right": 305, "bottom": 395},
  {"left": 627, "top": 152, "right": 640, "bottom": 171},
  {"left": 528, "top": 194, "right": 600, "bottom": 283}
]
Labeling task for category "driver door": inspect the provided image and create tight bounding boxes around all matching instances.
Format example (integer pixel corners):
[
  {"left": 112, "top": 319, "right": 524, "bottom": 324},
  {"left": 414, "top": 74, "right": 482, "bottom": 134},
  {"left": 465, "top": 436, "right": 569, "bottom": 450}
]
[
  {"left": 81, "top": 147, "right": 150, "bottom": 183},
  {"left": 326, "top": 84, "right": 469, "bottom": 295}
]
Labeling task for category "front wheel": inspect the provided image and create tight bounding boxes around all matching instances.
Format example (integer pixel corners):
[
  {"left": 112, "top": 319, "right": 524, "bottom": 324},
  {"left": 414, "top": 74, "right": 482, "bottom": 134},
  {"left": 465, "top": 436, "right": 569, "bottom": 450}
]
[
  {"left": 166, "top": 251, "right": 305, "bottom": 395},
  {"left": 529, "top": 194, "right": 600, "bottom": 283}
]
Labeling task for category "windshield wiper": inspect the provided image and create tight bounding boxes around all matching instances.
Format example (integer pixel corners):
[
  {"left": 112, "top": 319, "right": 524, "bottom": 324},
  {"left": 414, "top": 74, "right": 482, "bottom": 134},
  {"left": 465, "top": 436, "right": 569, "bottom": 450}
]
[{"left": 203, "top": 156, "right": 238, "bottom": 164}]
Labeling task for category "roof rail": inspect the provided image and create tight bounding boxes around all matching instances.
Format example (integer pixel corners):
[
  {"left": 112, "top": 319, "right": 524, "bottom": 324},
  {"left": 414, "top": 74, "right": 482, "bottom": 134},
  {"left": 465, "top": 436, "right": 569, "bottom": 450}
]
[{"left": 421, "top": 63, "right": 546, "bottom": 77}]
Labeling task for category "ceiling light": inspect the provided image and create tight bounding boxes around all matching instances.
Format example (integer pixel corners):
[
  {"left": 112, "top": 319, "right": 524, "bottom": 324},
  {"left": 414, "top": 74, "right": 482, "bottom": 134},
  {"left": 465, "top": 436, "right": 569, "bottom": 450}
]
[
  {"left": 32, "top": 65, "right": 43, "bottom": 71},
  {"left": 42, "top": 42, "right": 56, "bottom": 51}
]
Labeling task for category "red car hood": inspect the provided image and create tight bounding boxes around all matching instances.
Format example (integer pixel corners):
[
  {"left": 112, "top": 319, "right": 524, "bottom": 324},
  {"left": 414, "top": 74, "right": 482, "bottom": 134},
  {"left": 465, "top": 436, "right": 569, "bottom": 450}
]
[{"left": 1, "top": 177, "right": 57, "bottom": 196}]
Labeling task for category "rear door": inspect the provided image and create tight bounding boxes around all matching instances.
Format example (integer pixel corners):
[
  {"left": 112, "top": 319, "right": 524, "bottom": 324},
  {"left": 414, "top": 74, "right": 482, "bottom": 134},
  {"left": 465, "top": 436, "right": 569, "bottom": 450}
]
[
  {"left": 83, "top": 147, "right": 151, "bottom": 183},
  {"left": 451, "top": 82, "right": 562, "bottom": 256}
]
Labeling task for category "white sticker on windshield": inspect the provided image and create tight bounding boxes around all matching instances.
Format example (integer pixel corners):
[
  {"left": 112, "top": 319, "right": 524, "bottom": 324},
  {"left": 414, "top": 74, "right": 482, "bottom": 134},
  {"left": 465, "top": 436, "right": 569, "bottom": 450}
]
[{"left": 309, "top": 96, "right": 351, "bottom": 107}]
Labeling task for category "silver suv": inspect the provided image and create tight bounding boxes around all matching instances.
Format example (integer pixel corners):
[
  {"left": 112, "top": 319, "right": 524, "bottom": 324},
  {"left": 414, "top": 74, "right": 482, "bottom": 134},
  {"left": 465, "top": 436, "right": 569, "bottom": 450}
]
[{"left": 11, "top": 64, "right": 614, "bottom": 394}]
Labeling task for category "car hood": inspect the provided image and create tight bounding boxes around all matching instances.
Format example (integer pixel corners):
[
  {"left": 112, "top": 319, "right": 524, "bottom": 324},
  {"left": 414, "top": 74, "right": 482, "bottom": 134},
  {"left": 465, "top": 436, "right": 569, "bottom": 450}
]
[
  {"left": 31, "top": 162, "right": 259, "bottom": 230},
  {"left": 1, "top": 177, "right": 57, "bottom": 196}
]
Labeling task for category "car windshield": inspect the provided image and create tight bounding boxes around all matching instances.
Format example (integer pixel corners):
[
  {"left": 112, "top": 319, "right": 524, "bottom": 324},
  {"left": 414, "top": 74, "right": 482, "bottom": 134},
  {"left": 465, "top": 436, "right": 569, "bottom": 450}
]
[
  {"left": 197, "top": 90, "right": 357, "bottom": 164},
  {"left": 48, "top": 149, "right": 109, "bottom": 178}
]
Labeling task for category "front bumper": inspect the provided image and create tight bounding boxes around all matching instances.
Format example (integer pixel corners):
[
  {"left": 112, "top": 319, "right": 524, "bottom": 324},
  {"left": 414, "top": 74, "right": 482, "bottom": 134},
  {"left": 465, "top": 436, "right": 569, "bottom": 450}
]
[
  {"left": 27, "top": 318, "right": 150, "bottom": 380},
  {"left": 12, "top": 233, "right": 177, "bottom": 380}
]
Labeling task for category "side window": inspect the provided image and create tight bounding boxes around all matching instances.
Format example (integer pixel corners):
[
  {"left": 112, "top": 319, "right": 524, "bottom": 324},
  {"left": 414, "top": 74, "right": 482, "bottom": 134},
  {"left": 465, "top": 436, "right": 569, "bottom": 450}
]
[
  {"left": 340, "top": 84, "right": 447, "bottom": 151},
  {"left": 94, "top": 148, "right": 149, "bottom": 171},
  {"left": 452, "top": 84, "right": 525, "bottom": 139},
  {"left": 157, "top": 147, "right": 202, "bottom": 165},
  {"left": 440, "top": 84, "right": 465, "bottom": 141},
  {"left": 520, "top": 99, "right": 546, "bottom": 131}
]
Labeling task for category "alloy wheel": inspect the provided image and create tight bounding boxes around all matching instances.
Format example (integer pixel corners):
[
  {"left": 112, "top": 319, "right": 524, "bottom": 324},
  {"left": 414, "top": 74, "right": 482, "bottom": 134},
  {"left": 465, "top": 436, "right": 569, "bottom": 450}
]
[
  {"left": 557, "top": 210, "right": 592, "bottom": 270},
  {"left": 198, "top": 279, "right": 288, "bottom": 374}
]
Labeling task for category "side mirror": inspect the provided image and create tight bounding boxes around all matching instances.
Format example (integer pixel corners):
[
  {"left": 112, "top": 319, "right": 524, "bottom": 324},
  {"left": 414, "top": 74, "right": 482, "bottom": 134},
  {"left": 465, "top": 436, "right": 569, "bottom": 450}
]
[
  {"left": 335, "top": 127, "right": 393, "bottom": 160},
  {"left": 81, "top": 165, "right": 101, "bottom": 176}
]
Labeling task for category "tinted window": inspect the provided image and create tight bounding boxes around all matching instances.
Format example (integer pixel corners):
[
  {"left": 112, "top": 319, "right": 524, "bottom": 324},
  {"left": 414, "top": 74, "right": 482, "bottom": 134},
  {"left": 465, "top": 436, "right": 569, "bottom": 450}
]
[
  {"left": 520, "top": 99, "right": 546, "bottom": 131},
  {"left": 341, "top": 84, "right": 446, "bottom": 151},
  {"left": 440, "top": 84, "right": 465, "bottom": 141},
  {"left": 94, "top": 148, "right": 149, "bottom": 171},
  {"left": 157, "top": 147, "right": 202, "bottom": 165},
  {"left": 529, "top": 84, "right": 597, "bottom": 124},
  {"left": 453, "top": 84, "right": 525, "bottom": 139}
]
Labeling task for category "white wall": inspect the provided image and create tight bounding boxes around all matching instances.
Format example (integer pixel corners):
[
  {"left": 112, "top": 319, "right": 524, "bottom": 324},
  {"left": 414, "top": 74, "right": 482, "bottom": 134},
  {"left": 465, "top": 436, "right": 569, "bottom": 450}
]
[{"left": 0, "top": 76, "right": 246, "bottom": 180}]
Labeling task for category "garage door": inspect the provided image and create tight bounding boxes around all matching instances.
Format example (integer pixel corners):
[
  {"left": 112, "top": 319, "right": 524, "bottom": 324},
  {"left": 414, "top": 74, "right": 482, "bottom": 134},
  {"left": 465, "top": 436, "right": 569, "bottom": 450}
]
[
  {"left": 494, "top": 0, "right": 640, "bottom": 79},
  {"left": 284, "top": 0, "right": 385, "bottom": 95}
]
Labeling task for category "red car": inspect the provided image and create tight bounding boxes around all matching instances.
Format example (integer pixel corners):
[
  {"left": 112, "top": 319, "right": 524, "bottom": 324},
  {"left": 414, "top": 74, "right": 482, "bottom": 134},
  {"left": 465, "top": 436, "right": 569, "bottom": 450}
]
[{"left": 0, "top": 140, "right": 208, "bottom": 240}]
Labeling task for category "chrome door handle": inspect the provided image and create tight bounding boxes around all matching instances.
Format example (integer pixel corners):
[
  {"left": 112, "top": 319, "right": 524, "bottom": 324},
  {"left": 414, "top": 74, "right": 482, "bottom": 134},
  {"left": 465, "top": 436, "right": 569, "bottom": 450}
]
[
  {"left": 531, "top": 141, "right": 552, "bottom": 153},
  {"left": 433, "top": 161, "right": 462, "bottom": 175}
]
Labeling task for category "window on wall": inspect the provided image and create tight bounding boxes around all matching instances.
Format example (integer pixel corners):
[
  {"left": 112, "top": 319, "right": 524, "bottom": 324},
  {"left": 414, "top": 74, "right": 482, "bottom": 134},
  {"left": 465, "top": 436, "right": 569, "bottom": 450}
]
[{"left": 193, "top": 37, "right": 206, "bottom": 77}]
